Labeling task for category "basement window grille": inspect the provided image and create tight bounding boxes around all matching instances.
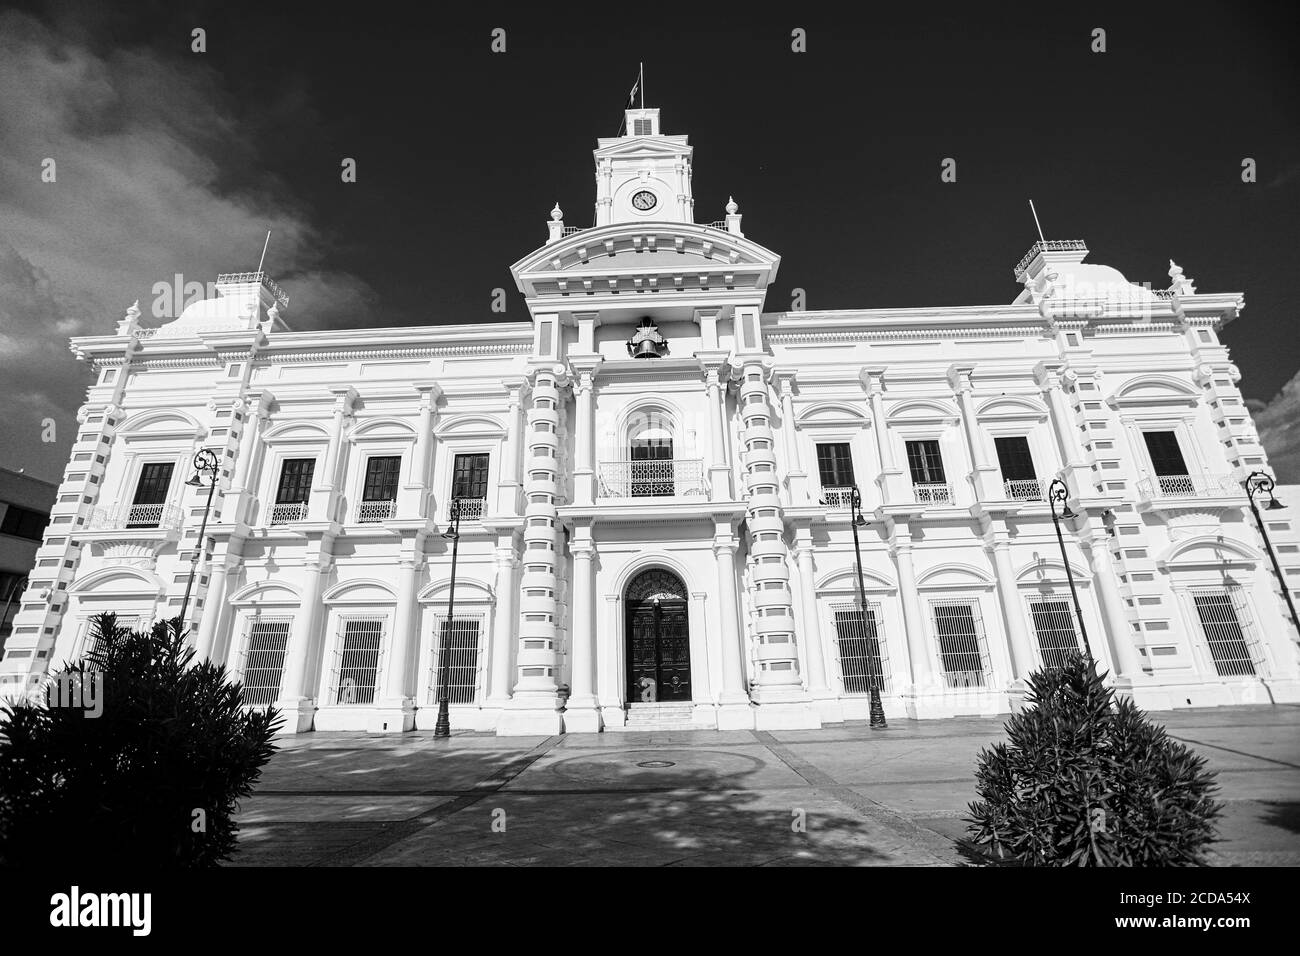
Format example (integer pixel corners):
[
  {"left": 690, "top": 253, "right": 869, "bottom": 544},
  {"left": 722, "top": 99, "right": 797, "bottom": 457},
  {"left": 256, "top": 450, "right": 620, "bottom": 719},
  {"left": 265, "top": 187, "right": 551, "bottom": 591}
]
[
  {"left": 1028, "top": 598, "right": 1083, "bottom": 670},
  {"left": 832, "top": 603, "right": 891, "bottom": 695},
  {"left": 931, "top": 602, "right": 991, "bottom": 687},
  {"left": 241, "top": 618, "right": 292, "bottom": 706},
  {"left": 429, "top": 617, "right": 481, "bottom": 704},
  {"left": 1192, "top": 590, "right": 1261, "bottom": 677},
  {"left": 333, "top": 618, "right": 384, "bottom": 705}
]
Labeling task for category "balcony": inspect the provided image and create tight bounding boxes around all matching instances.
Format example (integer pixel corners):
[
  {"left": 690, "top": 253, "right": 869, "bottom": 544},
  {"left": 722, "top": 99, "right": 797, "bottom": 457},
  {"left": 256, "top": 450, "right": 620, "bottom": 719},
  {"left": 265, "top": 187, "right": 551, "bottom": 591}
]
[
  {"left": 356, "top": 499, "right": 397, "bottom": 524},
  {"left": 84, "top": 503, "right": 183, "bottom": 532},
  {"left": 1136, "top": 474, "right": 1241, "bottom": 501},
  {"left": 598, "top": 459, "right": 706, "bottom": 498},
  {"left": 822, "top": 486, "right": 855, "bottom": 510},
  {"left": 455, "top": 497, "right": 486, "bottom": 520},
  {"left": 1003, "top": 479, "right": 1047, "bottom": 502},
  {"left": 269, "top": 502, "right": 309, "bottom": 525},
  {"left": 913, "top": 482, "right": 953, "bottom": 505}
]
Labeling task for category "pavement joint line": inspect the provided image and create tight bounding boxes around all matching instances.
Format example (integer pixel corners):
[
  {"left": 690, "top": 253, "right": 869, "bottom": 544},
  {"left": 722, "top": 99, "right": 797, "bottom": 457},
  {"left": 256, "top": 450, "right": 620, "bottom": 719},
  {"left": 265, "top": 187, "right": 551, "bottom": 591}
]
[
  {"left": 751, "top": 730, "right": 960, "bottom": 866},
  {"left": 1168, "top": 735, "right": 1300, "bottom": 770},
  {"left": 309, "top": 734, "right": 566, "bottom": 867}
]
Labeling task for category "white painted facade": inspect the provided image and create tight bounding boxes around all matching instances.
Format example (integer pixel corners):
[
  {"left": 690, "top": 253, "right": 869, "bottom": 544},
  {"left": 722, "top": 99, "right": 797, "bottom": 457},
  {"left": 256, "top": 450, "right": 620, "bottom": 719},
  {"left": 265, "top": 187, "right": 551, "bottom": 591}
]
[{"left": 3, "top": 107, "right": 1299, "bottom": 733}]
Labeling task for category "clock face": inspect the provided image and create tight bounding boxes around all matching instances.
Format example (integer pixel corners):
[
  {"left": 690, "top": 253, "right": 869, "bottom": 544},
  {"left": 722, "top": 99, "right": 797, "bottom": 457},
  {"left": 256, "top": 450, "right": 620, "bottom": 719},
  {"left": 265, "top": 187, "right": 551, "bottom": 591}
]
[{"left": 631, "top": 190, "right": 658, "bottom": 211}]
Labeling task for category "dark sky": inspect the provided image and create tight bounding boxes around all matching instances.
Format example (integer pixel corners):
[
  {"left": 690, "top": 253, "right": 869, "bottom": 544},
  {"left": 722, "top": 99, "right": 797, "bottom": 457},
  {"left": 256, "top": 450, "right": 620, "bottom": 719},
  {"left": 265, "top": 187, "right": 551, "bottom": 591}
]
[{"left": 4, "top": 0, "right": 1299, "bottom": 482}]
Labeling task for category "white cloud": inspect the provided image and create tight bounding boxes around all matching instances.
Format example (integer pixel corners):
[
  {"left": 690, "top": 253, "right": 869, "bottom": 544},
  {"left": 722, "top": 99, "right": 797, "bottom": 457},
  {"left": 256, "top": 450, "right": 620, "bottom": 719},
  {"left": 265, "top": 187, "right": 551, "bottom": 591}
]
[
  {"left": 1249, "top": 371, "right": 1300, "bottom": 483},
  {"left": 0, "top": 11, "right": 376, "bottom": 482}
]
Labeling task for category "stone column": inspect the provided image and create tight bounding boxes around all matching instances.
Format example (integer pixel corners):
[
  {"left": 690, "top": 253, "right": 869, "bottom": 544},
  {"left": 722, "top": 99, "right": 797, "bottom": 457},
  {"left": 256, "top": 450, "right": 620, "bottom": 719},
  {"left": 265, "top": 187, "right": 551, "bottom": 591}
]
[
  {"left": 194, "top": 551, "right": 237, "bottom": 662},
  {"left": 487, "top": 543, "right": 519, "bottom": 703},
  {"left": 598, "top": 594, "right": 623, "bottom": 725},
  {"left": 495, "top": 378, "right": 525, "bottom": 516},
  {"left": 377, "top": 556, "right": 420, "bottom": 731},
  {"left": 571, "top": 368, "right": 597, "bottom": 506},
  {"left": 314, "top": 386, "right": 356, "bottom": 522},
  {"left": 713, "top": 532, "right": 750, "bottom": 714},
  {"left": 276, "top": 557, "right": 327, "bottom": 733},
  {"left": 1036, "top": 363, "right": 1090, "bottom": 494},
  {"left": 700, "top": 358, "right": 732, "bottom": 501},
  {"left": 986, "top": 531, "right": 1037, "bottom": 686},
  {"left": 1081, "top": 525, "right": 1144, "bottom": 680},
  {"left": 777, "top": 372, "right": 809, "bottom": 505},
  {"left": 228, "top": 393, "right": 270, "bottom": 525},
  {"left": 792, "top": 537, "right": 832, "bottom": 696},
  {"left": 950, "top": 366, "right": 998, "bottom": 502},
  {"left": 891, "top": 530, "right": 933, "bottom": 690},
  {"left": 863, "top": 368, "right": 907, "bottom": 503},
  {"left": 565, "top": 526, "right": 600, "bottom": 731},
  {"left": 405, "top": 382, "right": 441, "bottom": 518}
]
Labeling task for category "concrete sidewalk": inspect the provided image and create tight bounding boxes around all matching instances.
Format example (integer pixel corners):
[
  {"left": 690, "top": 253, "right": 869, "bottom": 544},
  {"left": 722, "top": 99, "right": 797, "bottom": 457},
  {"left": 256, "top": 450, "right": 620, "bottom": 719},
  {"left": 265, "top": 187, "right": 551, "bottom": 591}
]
[{"left": 231, "top": 705, "right": 1300, "bottom": 866}]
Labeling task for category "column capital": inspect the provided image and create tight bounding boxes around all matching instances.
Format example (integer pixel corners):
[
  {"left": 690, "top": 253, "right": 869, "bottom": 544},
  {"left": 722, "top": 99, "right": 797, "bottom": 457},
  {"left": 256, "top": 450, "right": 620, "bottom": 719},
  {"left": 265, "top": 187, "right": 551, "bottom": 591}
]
[
  {"left": 413, "top": 380, "right": 444, "bottom": 406},
  {"left": 328, "top": 385, "right": 359, "bottom": 413},
  {"left": 773, "top": 369, "right": 798, "bottom": 396},
  {"left": 712, "top": 534, "right": 739, "bottom": 556},
  {"left": 947, "top": 364, "right": 976, "bottom": 393},
  {"left": 1033, "top": 360, "right": 1066, "bottom": 390},
  {"left": 858, "top": 366, "right": 887, "bottom": 395}
]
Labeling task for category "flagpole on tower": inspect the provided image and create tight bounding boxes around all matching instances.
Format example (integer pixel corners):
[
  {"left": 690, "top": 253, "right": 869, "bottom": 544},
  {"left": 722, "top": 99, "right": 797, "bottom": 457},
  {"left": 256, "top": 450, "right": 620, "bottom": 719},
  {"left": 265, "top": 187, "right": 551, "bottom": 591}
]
[
  {"left": 640, "top": 62, "right": 644, "bottom": 109},
  {"left": 1028, "top": 200, "right": 1046, "bottom": 244},
  {"left": 256, "top": 229, "right": 272, "bottom": 274}
]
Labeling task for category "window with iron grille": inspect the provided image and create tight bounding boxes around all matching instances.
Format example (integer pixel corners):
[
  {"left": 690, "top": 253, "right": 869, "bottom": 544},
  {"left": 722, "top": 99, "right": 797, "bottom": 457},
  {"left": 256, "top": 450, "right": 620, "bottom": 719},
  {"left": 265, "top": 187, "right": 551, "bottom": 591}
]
[
  {"left": 428, "top": 617, "right": 481, "bottom": 704},
  {"left": 905, "top": 440, "right": 946, "bottom": 484},
  {"left": 82, "top": 615, "right": 142, "bottom": 664},
  {"left": 452, "top": 453, "right": 490, "bottom": 500},
  {"left": 816, "top": 443, "right": 855, "bottom": 488},
  {"left": 276, "top": 458, "right": 315, "bottom": 503},
  {"left": 334, "top": 618, "right": 384, "bottom": 704},
  {"left": 241, "top": 618, "right": 292, "bottom": 706},
  {"left": 362, "top": 455, "right": 401, "bottom": 502},
  {"left": 832, "top": 603, "right": 890, "bottom": 694},
  {"left": 1192, "top": 591, "right": 1258, "bottom": 677},
  {"left": 1142, "top": 431, "right": 1188, "bottom": 476},
  {"left": 994, "top": 436, "right": 1036, "bottom": 481},
  {"left": 1028, "top": 598, "right": 1082, "bottom": 669},
  {"left": 931, "top": 602, "right": 988, "bottom": 687}
]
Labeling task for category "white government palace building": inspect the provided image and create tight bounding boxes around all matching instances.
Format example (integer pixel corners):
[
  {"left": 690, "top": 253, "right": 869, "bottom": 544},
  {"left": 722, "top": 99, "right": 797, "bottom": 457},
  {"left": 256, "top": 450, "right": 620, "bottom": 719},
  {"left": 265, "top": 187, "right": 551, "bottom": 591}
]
[{"left": 3, "top": 107, "right": 1299, "bottom": 734}]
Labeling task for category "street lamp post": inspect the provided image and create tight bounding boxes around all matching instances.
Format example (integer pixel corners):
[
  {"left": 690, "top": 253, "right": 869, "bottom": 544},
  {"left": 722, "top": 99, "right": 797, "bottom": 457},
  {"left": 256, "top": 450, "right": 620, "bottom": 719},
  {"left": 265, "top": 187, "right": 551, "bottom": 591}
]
[
  {"left": 179, "top": 448, "right": 220, "bottom": 627},
  {"left": 1047, "top": 477, "right": 1094, "bottom": 662},
  {"left": 433, "top": 496, "right": 463, "bottom": 738},
  {"left": 1245, "top": 471, "right": 1300, "bottom": 637},
  {"left": 849, "top": 484, "right": 887, "bottom": 728}
]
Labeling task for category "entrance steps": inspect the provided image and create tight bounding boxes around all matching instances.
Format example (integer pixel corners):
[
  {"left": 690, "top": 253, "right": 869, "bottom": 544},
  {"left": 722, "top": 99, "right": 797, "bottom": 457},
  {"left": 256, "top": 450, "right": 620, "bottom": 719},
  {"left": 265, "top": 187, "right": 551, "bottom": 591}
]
[{"left": 609, "top": 702, "right": 697, "bottom": 732}]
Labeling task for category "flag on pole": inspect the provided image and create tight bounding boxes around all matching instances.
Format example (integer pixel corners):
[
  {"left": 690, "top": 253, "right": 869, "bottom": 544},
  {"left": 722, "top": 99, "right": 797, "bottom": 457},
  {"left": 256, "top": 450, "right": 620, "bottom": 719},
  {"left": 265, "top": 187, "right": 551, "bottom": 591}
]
[{"left": 627, "top": 74, "right": 639, "bottom": 107}]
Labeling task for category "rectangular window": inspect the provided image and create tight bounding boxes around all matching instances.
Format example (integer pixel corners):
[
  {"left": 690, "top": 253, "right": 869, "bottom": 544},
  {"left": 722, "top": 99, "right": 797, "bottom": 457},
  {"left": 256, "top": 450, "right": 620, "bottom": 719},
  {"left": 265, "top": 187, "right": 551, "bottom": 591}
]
[
  {"left": 905, "top": 440, "right": 946, "bottom": 485},
  {"left": 0, "top": 505, "right": 50, "bottom": 541},
  {"left": 832, "top": 604, "right": 890, "bottom": 694},
  {"left": 335, "top": 619, "right": 384, "bottom": 705},
  {"left": 1143, "top": 431, "right": 1188, "bottom": 476},
  {"left": 241, "top": 619, "right": 292, "bottom": 706},
  {"left": 815, "top": 443, "right": 855, "bottom": 489},
  {"left": 1192, "top": 592, "right": 1257, "bottom": 677},
  {"left": 1029, "top": 599, "right": 1082, "bottom": 669},
  {"left": 994, "top": 436, "right": 1036, "bottom": 481},
  {"left": 82, "top": 615, "right": 142, "bottom": 664},
  {"left": 628, "top": 440, "right": 674, "bottom": 497},
  {"left": 429, "top": 617, "right": 481, "bottom": 704},
  {"left": 932, "top": 603, "right": 987, "bottom": 687},
  {"left": 633, "top": 118, "right": 652, "bottom": 136},
  {"left": 451, "top": 453, "right": 490, "bottom": 500},
  {"left": 127, "top": 462, "right": 174, "bottom": 528},
  {"left": 362, "top": 456, "right": 401, "bottom": 501},
  {"left": 276, "top": 458, "right": 315, "bottom": 504}
]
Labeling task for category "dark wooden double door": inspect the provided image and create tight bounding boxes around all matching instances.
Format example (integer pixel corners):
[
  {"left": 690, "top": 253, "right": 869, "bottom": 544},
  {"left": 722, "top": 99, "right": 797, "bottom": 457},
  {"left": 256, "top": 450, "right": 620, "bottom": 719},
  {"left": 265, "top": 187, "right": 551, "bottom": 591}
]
[{"left": 626, "top": 600, "right": 691, "bottom": 703}]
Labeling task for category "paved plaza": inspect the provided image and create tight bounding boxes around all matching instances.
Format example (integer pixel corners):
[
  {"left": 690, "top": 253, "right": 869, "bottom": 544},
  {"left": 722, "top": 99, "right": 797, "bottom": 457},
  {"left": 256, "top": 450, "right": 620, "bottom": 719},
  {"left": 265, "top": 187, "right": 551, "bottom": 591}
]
[{"left": 231, "top": 705, "right": 1300, "bottom": 866}]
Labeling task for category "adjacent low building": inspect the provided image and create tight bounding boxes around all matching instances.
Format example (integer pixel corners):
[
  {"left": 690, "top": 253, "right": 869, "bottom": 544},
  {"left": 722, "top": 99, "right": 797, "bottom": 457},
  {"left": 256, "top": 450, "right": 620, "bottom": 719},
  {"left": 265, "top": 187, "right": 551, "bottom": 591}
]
[
  {"left": 0, "top": 467, "right": 56, "bottom": 654},
  {"left": 2, "top": 106, "right": 1298, "bottom": 732}
]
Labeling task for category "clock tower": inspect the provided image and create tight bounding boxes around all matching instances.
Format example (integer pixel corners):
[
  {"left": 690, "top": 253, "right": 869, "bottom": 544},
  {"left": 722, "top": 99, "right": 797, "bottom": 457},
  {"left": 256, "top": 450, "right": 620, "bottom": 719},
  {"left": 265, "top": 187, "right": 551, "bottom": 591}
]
[{"left": 592, "top": 107, "right": 695, "bottom": 227}]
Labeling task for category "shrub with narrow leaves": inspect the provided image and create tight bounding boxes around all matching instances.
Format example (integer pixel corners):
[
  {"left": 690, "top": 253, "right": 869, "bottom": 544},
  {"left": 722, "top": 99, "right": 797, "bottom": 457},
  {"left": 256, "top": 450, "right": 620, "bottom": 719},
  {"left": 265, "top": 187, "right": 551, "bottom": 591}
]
[
  {"left": 0, "top": 613, "right": 280, "bottom": 867},
  {"left": 964, "top": 653, "right": 1222, "bottom": 866}
]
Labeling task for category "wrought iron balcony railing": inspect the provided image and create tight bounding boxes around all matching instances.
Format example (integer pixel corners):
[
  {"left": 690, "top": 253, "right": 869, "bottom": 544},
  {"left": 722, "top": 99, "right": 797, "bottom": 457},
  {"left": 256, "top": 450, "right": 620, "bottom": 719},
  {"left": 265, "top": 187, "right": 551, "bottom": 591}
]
[
  {"left": 913, "top": 482, "right": 953, "bottom": 505},
  {"left": 1003, "top": 478, "right": 1047, "bottom": 501},
  {"left": 356, "top": 499, "right": 397, "bottom": 523},
  {"left": 598, "top": 459, "right": 706, "bottom": 498},
  {"left": 822, "top": 486, "right": 855, "bottom": 510},
  {"left": 269, "top": 502, "right": 309, "bottom": 525},
  {"left": 1137, "top": 474, "right": 1241, "bottom": 501},
  {"left": 84, "top": 503, "right": 183, "bottom": 532},
  {"left": 454, "top": 497, "right": 486, "bottom": 520}
]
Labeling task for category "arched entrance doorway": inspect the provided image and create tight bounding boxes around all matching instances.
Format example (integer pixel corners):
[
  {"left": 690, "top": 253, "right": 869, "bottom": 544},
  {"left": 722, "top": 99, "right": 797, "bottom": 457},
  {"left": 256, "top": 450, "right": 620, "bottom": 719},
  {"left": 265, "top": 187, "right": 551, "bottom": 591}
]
[{"left": 625, "top": 568, "right": 691, "bottom": 703}]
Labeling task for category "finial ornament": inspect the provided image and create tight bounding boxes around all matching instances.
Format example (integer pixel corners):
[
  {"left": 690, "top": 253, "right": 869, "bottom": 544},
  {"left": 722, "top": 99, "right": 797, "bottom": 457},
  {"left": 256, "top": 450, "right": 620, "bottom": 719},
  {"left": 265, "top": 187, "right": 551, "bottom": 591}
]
[
  {"left": 1168, "top": 259, "right": 1196, "bottom": 295},
  {"left": 125, "top": 299, "right": 141, "bottom": 321},
  {"left": 726, "top": 196, "right": 738, "bottom": 215},
  {"left": 551, "top": 203, "right": 564, "bottom": 222}
]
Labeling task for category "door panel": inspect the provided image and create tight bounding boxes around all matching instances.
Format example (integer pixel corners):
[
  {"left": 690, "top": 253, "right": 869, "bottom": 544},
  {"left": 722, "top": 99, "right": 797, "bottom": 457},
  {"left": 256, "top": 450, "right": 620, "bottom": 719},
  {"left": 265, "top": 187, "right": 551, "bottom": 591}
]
[{"left": 625, "top": 600, "right": 691, "bottom": 703}]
